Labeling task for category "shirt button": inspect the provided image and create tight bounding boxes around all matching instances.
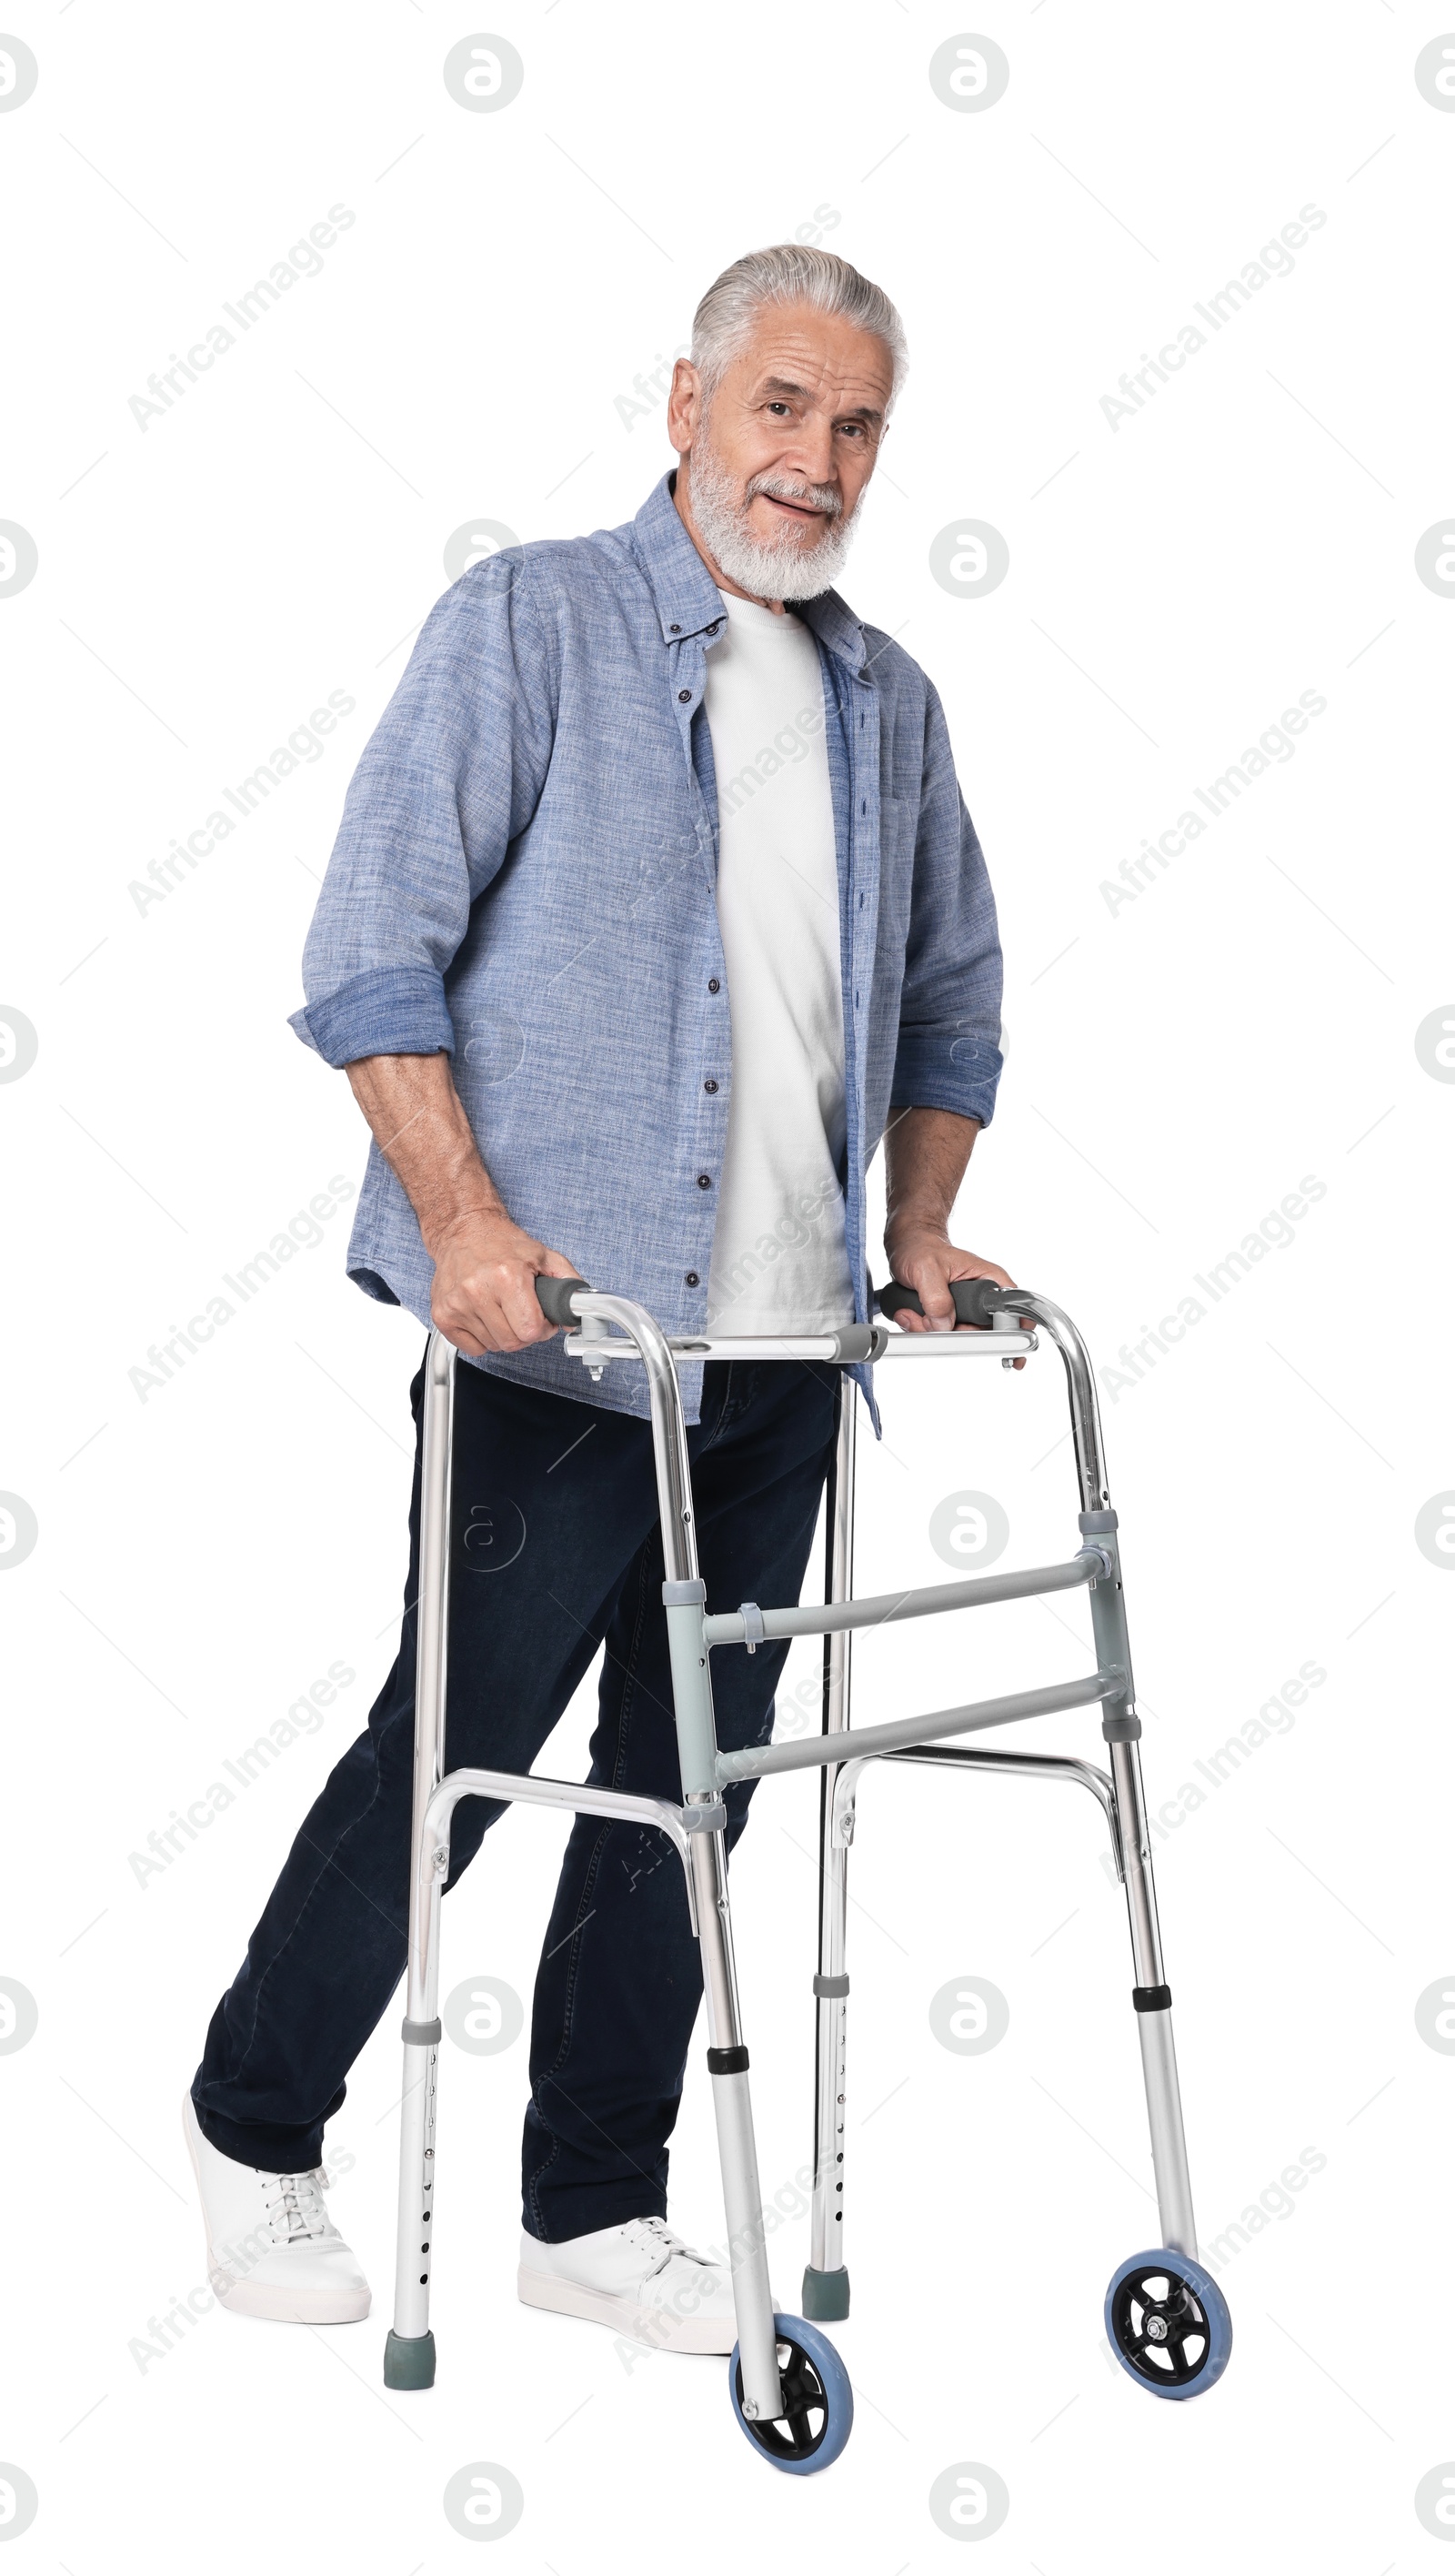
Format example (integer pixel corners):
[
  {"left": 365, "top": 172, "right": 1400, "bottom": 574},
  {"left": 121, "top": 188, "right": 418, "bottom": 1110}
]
[
  {"left": 685, "top": 1270, "right": 699, "bottom": 1286},
  {"left": 707, "top": 620, "right": 721, "bottom": 634},
  {"left": 669, "top": 622, "right": 681, "bottom": 633},
  {"left": 707, "top": 977, "right": 720, "bottom": 993},
  {"left": 678, "top": 689, "right": 692, "bottom": 703},
  {"left": 703, "top": 1078, "right": 718, "bottom": 1093},
  {"left": 697, "top": 1172, "right": 712, "bottom": 1189}
]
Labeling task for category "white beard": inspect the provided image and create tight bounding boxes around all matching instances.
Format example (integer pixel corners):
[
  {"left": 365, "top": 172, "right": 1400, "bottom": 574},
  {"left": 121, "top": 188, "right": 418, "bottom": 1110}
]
[{"left": 686, "top": 437, "right": 860, "bottom": 602}]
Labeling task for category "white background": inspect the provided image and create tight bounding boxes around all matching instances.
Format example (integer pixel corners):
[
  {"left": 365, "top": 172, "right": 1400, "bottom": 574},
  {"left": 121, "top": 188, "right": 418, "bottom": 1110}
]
[{"left": 3, "top": 0, "right": 1453, "bottom": 2564}]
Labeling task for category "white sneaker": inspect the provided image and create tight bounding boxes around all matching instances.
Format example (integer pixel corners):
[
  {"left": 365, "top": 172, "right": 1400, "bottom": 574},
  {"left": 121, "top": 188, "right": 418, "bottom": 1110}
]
[
  {"left": 517, "top": 2215, "right": 751, "bottom": 2355},
  {"left": 182, "top": 2095, "right": 371, "bottom": 2324}
]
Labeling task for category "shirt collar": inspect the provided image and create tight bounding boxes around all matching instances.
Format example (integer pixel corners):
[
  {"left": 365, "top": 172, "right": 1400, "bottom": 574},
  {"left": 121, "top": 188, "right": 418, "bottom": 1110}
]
[{"left": 631, "top": 474, "right": 870, "bottom": 677}]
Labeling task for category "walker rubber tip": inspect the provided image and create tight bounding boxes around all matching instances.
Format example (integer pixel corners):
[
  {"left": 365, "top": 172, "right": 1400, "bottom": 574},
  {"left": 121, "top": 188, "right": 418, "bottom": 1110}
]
[
  {"left": 801, "top": 2264, "right": 851, "bottom": 2322},
  {"left": 384, "top": 2328, "right": 436, "bottom": 2390}
]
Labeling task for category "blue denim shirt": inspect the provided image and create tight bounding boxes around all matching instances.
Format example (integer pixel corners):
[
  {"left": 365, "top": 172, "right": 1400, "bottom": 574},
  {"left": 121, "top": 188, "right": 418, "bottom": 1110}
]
[{"left": 290, "top": 474, "right": 1003, "bottom": 1428}]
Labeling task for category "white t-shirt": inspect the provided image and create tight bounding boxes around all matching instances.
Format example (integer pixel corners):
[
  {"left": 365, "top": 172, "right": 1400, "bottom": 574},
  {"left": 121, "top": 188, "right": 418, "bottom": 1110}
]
[{"left": 703, "top": 589, "right": 856, "bottom": 1334}]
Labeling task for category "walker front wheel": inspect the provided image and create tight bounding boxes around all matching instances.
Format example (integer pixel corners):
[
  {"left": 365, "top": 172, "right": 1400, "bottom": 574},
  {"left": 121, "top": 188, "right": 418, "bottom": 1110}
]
[
  {"left": 1104, "top": 2250, "right": 1232, "bottom": 2399},
  {"left": 728, "top": 2314, "right": 853, "bottom": 2472}
]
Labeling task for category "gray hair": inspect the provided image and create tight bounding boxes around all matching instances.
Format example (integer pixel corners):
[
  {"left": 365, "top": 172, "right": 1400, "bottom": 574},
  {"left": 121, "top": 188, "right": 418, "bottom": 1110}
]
[{"left": 690, "top": 244, "right": 908, "bottom": 409}]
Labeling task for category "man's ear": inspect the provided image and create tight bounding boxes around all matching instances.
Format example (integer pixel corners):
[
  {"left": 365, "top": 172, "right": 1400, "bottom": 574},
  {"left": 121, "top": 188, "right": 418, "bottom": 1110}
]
[{"left": 667, "top": 356, "right": 700, "bottom": 457}]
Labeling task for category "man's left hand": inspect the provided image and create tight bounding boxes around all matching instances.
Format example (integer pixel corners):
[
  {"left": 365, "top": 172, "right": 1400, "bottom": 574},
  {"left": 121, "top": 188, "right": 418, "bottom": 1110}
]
[{"left": 883, "top": 1227, "right": 1030, "bottom": 1368}]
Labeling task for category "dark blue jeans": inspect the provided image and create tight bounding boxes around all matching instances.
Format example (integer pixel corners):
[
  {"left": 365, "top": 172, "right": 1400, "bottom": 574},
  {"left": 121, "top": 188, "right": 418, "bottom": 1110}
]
[{"left": 192, "top": 1346, "right": 838, "bottom": 2240}]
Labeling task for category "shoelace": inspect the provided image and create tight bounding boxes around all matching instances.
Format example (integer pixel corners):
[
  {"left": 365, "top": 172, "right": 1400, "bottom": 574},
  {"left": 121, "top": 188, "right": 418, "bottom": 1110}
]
[
  {"left": 628, "top": 2215, "right": 708, "bottom": 2273},
  {"left": 263, "top": 2168, "right": 336, "bottom": 2246}
]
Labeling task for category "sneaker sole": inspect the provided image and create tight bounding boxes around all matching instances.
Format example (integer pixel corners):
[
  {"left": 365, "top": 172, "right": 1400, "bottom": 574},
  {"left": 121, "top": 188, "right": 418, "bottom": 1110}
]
[
  {"left": 182, "top": 2097, "right": 372, "bottom": 2327},
  {"left": 517, "top": 2264, "right": 736, "bottom": 2354},
  {"left": 213, "top": 2274, "right": 372, "bottom": 2325}
]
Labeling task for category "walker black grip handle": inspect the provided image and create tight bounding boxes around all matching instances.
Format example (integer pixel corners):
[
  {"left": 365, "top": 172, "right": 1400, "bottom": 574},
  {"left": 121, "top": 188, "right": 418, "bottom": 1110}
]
[
  {"left": 535, "top": 1274, "right": 592, "bottom": 1327},
  {"left": 876, "top": 1276, "right": 1008, "bottom": 1330}
]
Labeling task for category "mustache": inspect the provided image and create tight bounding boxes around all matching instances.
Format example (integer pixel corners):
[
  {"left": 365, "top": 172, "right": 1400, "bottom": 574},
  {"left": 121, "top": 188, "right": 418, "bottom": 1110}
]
[{"left": 743, "top": 470, "right": 843, "bottom": 519}]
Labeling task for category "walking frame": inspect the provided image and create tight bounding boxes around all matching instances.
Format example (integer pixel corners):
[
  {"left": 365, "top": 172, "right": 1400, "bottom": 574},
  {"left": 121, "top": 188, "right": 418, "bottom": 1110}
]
[{"left": 381, "top": 1275, "right": 1232, "bottom": 2468}]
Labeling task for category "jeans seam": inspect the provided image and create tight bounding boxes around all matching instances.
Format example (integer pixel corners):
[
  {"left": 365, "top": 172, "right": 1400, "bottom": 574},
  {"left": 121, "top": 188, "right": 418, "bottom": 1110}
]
[
  {"left": 609, "top": 1544, "right": 651, "bottom": 1791},
  {"left": 694, "top": 1363, "right": 742, "bottom": 1453},
  {"left": 218, "top": 1704, "right": 410, "bottom": 2103}
]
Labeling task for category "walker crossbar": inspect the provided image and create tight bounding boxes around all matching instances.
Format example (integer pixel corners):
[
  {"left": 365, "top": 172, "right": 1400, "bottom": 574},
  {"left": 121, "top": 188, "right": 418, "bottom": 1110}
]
[
  {"left": 384, "top": 1271, "right": 1227, "bottom": 2450},
  {"left": 701, "top": 1546, "right": 1106, "bottom": 1646},
  {"left": 843, "top": 1742, "right": 1123, "bottom": 1871},
  {"left": 565, "top": 1324, "right": 1038, "bottom": 1364},
  {"left": 715, "top": 1668, "right": 1126, "bottom": 1784},
  {"left": 421, "top": 1771, "right": 702, "bottom": 1931}
]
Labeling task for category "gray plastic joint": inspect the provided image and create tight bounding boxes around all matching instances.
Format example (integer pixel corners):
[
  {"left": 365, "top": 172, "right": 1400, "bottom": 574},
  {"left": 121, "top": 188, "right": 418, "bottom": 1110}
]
[
  {"left": 681, "top": 1798, "right": 728, "bottom": 1833},
  {"left": 1101, "top": 1712, "right": 1142, "bottom": 1742},
  {"left": 1079, "top": 1507, "right": 1119, "bottom": 1535},
  {"left": 828, "top": 1323, "right": 878, "bottom": 1363},
  {"left": 401, "top": 2016, "right": 442, "bottom": 2046},
  {"left": 661, "top": 1577, "right": 707, "bottom": 1605},
  {"left": 813, "top": 1972, "right": 850, "bottom": 1998},
  {"left": 1076, "top": 1543, "right": 1114, "bottom": 1582},
  {"left": 739, "top": 1601, "right": 766, "bottom": 1654}
]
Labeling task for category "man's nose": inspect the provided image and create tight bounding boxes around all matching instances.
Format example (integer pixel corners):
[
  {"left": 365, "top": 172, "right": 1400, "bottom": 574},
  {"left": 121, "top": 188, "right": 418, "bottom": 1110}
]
[{"left": 776, "top": 413, "right": 838, "bottom": 490}]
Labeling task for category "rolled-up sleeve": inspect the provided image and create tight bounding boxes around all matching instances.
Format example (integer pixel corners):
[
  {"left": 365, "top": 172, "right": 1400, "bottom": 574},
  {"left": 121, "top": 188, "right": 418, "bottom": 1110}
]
[
  {"left": 889, "top": 681, "right": 1005, "bottom": 1128},
  {"left": 290, "top": 551, "right": 557, "bottom": 1068}
]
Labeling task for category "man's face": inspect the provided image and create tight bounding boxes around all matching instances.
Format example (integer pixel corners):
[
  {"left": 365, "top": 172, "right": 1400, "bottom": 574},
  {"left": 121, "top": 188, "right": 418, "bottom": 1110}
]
[{"left": 669, "top": 304, "right": 894, "bottom": 600}]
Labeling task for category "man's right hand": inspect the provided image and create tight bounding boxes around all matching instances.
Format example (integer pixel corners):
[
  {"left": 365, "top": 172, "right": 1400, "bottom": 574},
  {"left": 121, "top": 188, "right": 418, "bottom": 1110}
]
[
  {"left": 427, "top": 1210, "right": 582, "bottom": 1357},
  {"left": 341, "top": 1054, "right": 582, "bottom": 1358}
]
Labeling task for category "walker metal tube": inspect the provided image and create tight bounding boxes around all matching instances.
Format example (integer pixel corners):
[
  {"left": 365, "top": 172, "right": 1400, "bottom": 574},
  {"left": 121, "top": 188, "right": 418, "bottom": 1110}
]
[
  {"left": 968, "top": 1286, "right": 1112, "bottom": 1514},
  {"left": 703, "top": 1550, "right": 1100, "bottom": 1647},
  {"left": 390, "top": 1923, "right": 442, "bottom": 2354},
  {"left": 717, "top": 1668, "right": 1127, "bottom": 1785},
  {"left": 831, "top": 1742, "right": 1121, "bottom": 1856},
  {"left": 1138, "top": 2007, "right": 1197, "bottom": 2257},
  {"left": 1110, "top": 1738, "right": 1163, "bottom": 1987},
  {"left": 711, "top": 2068, "right": 782, "bottom": 2415},
  {"left": 404, "top": 1333, "right": 457, "bottom": 2024},
  {"left": 422, "top": 1771, "right": 700, "bottom": 1936},
  {"left": 691, "top": 1819, "right": 781, "bottom": 2421},
  {"left": 572, "top": 1294, "right": 699, "bottom": 1584},
  {"left": 387, "top": 1330, "right": 456, "bottom": 2376},
  {"left": 565, "top": 1327, "right": 1036, "bottom": 1363},
  {"left": 1109, "top": 1736, "right": 1198, "bottom": 2254},
  {"left": 808, "top": 1385, "right": 855, "bottom": 2307},
  {"left": 574, "top": 1297, "right": 784, "bottom": 2423}
]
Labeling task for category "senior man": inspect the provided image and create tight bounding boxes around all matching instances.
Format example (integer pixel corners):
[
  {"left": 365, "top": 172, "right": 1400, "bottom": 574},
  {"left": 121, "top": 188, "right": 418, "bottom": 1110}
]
[{"left": 185, "top": 244, "right": 1011, "bottom": 2352}]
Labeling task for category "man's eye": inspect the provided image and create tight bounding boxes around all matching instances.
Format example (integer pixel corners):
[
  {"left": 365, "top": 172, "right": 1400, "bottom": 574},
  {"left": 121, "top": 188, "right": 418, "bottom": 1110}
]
[{"left": 766, "top": 400, "right": 791, "bottom": 416}]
